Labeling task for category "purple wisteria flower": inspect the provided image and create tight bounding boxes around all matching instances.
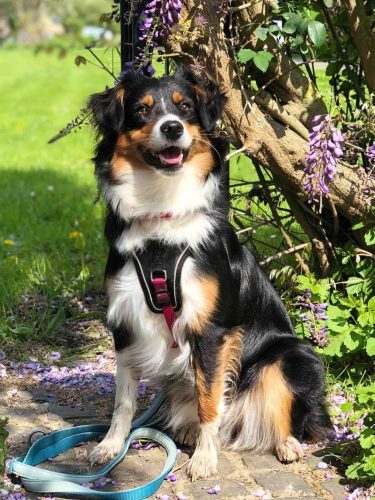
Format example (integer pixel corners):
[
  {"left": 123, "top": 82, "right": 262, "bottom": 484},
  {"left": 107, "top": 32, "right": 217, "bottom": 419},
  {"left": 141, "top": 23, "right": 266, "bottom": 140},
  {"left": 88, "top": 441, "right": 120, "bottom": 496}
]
[
  {"left": 297, "top": 289, "right": 329, "bottom": 347},
  {"left": 207, "top": 484, "right": 221, "bottom": 494},
  {"left": 166, "top": 472, "right": 177, "bottom": 482},
  {"left": 304, "top": 115, "right": 345, "bottom": 210},
  {"left": 366, "top": 142, "right": 375, "bottom": 164},
  {"left": 139, "top": 0, "right": 183, "bottom": 42}
]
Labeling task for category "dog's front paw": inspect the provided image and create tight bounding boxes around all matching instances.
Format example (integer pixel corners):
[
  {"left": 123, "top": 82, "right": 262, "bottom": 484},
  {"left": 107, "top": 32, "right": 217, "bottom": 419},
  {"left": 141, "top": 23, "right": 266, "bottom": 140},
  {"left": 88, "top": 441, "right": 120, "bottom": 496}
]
[
  {"left": 187, "top": 449, "right": 218, "bottom": 481},
  {"left": 275, "top": 436, "right": 304, "bottom": 463},
  {"left": 89, "top": 436, "right": 123, "bottom": 465}
]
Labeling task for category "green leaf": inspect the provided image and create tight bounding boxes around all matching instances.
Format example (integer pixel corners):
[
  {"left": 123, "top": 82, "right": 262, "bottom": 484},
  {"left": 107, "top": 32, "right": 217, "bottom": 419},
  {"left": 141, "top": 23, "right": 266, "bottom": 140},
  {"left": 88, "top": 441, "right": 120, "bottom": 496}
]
[
  {"left": 359, "top": 428, "right": 375, "bottom": 449},
  {"left": 323, "top": 327, "right": 359, "bottom": 356},
  {"left": 346, "top": 276, "right": 365, "bottom": 296},
  {"left": 268, "top": 25, "right": 279, "bottom": 33},
  {"left": 322, "top": 0, "right": 333, "bottom": 6},
  {"left": 282, "top": 13, "right": 303, "bottom": 34},
  {"left": 368, "top": 296, "right": 375, "bottom": 311},
  {"left": 256, "top": 26, "right": 268, "bottom": 41},
  {"left": 10, "top": 326, "right": 33, "bottom": 335},
  {"left": 364, "top": 228, "right": 375, "bottom": 245},
  {"left": 298, "top": 18, "right": 310, "bottom": 35},
  {"left": 307, "top": 20, "right": 326, "bottom": 48},
  {"left": 237, "top": 48, "right": 256, "bottom": 64},
  {"left": 293, "top": 35, "right": 304, "bottom": 46},
  {"left": 327, "top": 305, "right": 350, "bottom": 320},
  {"left": 366, "top": 337, "right": 375, "bottom": 356},
  {"left": 351, "top": 221, "right": 365, "bottom": 231},
  {"left": 45, "top": 306, "right": 66, "bottom": 336},
  {"left": 253, "top": 51, "right": 274, "bottom": 73},
  {"left": 340, "top": 402, "right": 353, "bottom": 413}
]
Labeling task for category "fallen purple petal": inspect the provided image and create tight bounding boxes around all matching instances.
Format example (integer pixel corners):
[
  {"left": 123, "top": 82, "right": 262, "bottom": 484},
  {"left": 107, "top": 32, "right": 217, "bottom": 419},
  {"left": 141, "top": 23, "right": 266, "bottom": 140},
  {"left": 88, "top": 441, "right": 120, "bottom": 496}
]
[{"left": 208, "top": 484, "right": 220, "bottom": 494}]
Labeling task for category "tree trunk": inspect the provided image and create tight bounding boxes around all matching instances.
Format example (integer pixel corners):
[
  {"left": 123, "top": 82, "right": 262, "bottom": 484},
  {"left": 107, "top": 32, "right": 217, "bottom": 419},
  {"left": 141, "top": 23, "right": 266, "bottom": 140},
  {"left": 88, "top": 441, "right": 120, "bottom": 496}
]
[
  {"left": 342, "top": 0, "right": 375, "bottom": 94},
  {"left": 167, "top": 0, "right": 374, "bottom": 232}
]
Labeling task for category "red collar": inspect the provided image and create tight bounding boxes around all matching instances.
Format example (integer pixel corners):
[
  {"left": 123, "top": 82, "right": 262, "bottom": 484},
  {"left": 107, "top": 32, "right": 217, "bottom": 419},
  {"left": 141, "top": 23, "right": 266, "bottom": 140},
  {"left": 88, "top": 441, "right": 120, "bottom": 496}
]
[{"left": 139, "top": 212, "right": 173, "bottom": 222}]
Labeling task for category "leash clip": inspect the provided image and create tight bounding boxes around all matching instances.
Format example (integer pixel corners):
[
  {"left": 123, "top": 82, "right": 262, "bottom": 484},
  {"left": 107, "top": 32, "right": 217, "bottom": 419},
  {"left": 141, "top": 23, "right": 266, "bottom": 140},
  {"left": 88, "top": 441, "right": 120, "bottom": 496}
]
[{"left": 27, "top": 429, "right": 47, "bottom": 445}]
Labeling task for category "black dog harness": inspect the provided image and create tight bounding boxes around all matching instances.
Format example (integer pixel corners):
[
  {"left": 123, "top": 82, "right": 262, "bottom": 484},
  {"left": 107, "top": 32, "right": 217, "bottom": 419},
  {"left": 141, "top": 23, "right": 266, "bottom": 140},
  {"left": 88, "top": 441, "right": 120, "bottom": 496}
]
[{"left": 132, "top": 240, "right": 191, "bottom": 348}]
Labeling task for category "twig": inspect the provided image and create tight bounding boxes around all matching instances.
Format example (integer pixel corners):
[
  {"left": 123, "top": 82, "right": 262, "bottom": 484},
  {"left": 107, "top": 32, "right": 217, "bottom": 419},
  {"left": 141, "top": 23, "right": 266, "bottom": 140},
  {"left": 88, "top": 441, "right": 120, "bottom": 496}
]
[
  {"left": 172, "top": 458, "right": 190, "bottom": 473},
  {"left": 236, "top": 227, "right": 255, "bottom": 235},
  {"left": 226, "top": 146, "right": 248, "bottom": 160},
  {"left": 227, "top": 1, "right": 255, "bottom": 12},
  {"left": 355, "top": 248, "right": 375, "bottom": 259},
  {"left": 252, "top": 59, "right": 319, "bottom": 100},
  {"left": 327, "top": 195, "right": 339, "bottom": 238},
  {"left": 86, "top": 46, "right": 117, "bottom": 80},
  {"left": 260, "top": 243, "right": 310, "bottom": 266},
  {"left": 254, "top": 163, "right": 310, "bottom": 273}
]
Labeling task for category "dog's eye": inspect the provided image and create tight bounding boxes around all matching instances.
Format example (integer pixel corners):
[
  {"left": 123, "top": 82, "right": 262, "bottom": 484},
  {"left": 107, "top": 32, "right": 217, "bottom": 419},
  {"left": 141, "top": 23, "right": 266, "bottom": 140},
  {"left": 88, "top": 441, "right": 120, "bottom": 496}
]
[
  {"left": 179, "top": 102, "right": 191, "bottom": 112},
  {"left": 135, "top": 105, "right": 149, "bottom": 116}
]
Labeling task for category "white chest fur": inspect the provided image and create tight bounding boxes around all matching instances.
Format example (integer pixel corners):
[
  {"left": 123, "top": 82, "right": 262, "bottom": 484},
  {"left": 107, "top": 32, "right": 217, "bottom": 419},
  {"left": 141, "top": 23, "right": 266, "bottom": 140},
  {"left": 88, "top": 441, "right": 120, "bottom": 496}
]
[{"left": 107, "top": 257, "right": 205, "bottom": 382}]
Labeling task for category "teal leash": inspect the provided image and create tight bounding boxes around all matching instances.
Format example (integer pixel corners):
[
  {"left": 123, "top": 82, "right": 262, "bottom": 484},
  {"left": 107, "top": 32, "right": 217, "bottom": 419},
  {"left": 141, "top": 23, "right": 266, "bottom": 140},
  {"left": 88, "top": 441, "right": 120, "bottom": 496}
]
[{"left": 6, "top": 394, "right": 178, "bottom": 499}]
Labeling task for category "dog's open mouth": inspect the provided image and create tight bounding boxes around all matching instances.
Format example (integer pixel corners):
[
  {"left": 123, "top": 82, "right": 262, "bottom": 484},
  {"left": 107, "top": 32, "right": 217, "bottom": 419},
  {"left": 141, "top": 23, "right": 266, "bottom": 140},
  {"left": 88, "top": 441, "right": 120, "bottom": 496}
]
[{"left": 158, "top": 147, "right": 184, "bottom": 166}]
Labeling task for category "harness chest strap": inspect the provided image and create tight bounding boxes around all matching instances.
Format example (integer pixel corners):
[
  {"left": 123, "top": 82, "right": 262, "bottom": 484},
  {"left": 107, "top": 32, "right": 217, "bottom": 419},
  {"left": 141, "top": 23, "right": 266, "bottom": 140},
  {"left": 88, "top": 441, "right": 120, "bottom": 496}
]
[
  {"left": 132, "top": 244, "right": 191, "bottom": 349},
  {"left": 150, "top": 273, "right": 178, "bottom": 348}
]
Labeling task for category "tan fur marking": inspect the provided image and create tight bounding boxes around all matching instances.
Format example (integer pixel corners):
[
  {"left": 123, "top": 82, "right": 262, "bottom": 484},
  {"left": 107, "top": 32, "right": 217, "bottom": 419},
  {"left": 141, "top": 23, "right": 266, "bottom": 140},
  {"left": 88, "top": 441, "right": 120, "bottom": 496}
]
[
  {"left": 193, "top": 85, "right": 204, "bottom": 98},
  {"left": 141, "top": 95, "right": 154, "bottom": 107},
  {"left": 190, "top": 275, "right": 219, "bottom": 334},
  {"left": 117, "top": 87, "right": 125, "bottom": 103},
  {"left": 172, "top": 91, "right": 184, "bottom": 104},
  {"left": 195, "top": 329, "right": 243, "bottom": 424},
  {"left": 111, "top": 133, "right": 150, "bottom": 178},
  {"left": 128, "top": 123, "right": 154, "bottom": 143},
  {"left": 184, "top": 125, "right": 215, "bottom": 177},
  {"left": 256, "top": 363, "right": 293, "bottom": 446}
]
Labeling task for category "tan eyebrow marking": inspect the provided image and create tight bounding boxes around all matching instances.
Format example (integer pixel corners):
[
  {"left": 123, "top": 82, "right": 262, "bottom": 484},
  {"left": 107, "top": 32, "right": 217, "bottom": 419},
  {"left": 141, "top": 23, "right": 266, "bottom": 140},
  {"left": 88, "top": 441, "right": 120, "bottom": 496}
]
[
  {"left": 117, "top": 87, "right": 125, "bottom": 103},
  {"left": 172, "top": 91, "right": 184, "bottom": 104},
  {"left": 141, "top": 95, "right": 154, "bottom": 106}
]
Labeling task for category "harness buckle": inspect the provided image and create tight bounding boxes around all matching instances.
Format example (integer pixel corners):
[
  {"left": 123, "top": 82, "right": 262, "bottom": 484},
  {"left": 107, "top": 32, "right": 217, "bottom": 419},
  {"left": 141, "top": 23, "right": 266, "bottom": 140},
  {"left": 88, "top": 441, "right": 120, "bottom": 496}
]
[{"left": 150, "top": 269, "right": 167, "bottom": 281}]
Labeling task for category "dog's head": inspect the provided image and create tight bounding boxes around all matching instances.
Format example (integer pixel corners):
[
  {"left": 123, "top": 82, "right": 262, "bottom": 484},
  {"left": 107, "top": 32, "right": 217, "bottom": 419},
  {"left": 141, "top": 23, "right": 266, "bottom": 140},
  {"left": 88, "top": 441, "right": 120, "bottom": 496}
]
[{"left": 88, "top": 67, "right": 226, "bottom": 177}]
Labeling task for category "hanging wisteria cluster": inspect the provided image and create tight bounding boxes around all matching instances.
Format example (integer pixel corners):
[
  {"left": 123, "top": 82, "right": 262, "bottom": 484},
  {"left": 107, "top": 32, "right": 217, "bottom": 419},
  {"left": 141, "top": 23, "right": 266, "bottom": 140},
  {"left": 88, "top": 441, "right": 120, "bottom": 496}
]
[
  {"left": 297, "top": 288, "right": 329, "bottom": 347},
  {"left": 127, "top": 0, "right": 183, "bottom": 76},
  {"left": 304, "top": 115, "right": 345, "bottom": 210},
  {"left": 139, "top": 0, "right": 183, "bottom": 43}
]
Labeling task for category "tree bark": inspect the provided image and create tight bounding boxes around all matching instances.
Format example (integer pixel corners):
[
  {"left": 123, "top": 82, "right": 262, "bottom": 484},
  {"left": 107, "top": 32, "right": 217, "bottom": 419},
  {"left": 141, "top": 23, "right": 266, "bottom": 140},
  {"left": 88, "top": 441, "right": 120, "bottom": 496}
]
[
  {"left": 342, "top": 0, "right": 375, "bottom": 94},
  {"left": 167, "top": 0, "right": 374, "bottom": 264}
]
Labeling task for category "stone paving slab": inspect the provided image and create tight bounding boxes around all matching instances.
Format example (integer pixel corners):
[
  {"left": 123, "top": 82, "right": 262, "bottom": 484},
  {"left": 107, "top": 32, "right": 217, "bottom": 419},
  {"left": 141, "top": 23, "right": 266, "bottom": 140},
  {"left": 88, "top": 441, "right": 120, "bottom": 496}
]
[
  {"left": 2, "top": 389, "right": 349, "bottom": 499},
  {"left": 254, "top": 471, "right": 314, "bottom": 497}
]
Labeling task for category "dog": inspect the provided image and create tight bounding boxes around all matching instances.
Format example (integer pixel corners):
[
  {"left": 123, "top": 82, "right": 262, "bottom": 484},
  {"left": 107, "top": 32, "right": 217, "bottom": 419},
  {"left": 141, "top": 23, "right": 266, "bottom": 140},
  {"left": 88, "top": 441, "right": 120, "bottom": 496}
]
[{"left": 87, "top": 67, "right": 332, "bottom": 480}]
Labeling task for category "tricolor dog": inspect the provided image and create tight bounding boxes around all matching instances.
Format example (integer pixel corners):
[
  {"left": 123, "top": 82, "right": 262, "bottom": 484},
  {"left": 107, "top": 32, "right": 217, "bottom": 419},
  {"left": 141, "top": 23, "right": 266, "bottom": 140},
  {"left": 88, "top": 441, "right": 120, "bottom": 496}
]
[{"left": 87, "top": 68, "right": 332, "bottom": 480}]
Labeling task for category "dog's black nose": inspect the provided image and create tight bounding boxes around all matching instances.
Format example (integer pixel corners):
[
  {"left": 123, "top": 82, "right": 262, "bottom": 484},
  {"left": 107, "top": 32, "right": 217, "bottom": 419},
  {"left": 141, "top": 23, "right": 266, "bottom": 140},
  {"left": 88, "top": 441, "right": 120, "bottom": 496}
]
[{"left": 160, "top": 120, "right": 184, "bottom": 140}]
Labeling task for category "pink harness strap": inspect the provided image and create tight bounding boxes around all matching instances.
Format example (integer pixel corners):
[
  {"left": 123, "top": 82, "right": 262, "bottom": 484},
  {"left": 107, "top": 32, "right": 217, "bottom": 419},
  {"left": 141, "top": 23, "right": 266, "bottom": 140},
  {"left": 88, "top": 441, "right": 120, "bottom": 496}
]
[{"left": 151, "top": 276, "right": 178, "bottom": 348}]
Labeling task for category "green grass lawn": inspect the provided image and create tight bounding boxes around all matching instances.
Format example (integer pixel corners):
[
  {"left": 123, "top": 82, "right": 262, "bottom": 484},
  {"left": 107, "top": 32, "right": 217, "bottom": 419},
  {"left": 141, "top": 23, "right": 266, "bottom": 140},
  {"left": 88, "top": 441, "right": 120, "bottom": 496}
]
[{"left": 0, "top": 48, "right": 117, "bottom": 341}]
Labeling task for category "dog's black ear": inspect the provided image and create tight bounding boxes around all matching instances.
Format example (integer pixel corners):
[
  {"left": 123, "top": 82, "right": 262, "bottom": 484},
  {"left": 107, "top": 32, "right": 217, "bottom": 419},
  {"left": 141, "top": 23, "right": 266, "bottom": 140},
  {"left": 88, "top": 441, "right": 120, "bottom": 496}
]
[
  {"left": 175, "top": 66, "right": 227, "bottom": 131},
  {"left": 87, "top": 84, "right": 125, "bottom": 136}
]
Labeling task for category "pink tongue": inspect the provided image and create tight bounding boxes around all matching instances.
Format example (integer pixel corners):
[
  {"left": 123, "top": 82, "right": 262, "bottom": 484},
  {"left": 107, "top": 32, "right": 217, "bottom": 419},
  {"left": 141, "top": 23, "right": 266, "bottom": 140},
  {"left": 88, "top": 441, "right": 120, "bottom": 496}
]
[{"left": 159, "top": 149, "right": 183, "bottom": 166}]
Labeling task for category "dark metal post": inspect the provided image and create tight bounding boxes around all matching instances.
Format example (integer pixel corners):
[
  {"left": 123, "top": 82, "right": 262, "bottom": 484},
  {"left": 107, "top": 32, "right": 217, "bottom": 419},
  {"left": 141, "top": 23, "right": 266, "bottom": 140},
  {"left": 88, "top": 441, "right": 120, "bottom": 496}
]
[{"left": 118, "top": 0, "right": 138, "bottom": 71}]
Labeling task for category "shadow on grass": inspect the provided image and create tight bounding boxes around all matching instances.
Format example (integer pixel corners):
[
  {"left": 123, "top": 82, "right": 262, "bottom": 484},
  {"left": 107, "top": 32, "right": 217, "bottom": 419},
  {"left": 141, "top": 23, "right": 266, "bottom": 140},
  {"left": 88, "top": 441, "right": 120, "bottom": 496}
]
[{"left": 1, "top": 167, "right": 107, "bottom": 350}]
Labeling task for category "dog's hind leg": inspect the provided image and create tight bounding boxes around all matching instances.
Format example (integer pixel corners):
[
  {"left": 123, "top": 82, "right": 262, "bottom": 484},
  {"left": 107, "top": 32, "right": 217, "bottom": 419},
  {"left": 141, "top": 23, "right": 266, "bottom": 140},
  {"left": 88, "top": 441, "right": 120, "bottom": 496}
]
[
  {"left": 221, "top": 361, "right": 303, "bottom": 459},
  {"left": 221, "top": 337, "right": 332, "bottom": 462},
  {"left": 89, "top": 349, "right": 139, "bottom": 464}
]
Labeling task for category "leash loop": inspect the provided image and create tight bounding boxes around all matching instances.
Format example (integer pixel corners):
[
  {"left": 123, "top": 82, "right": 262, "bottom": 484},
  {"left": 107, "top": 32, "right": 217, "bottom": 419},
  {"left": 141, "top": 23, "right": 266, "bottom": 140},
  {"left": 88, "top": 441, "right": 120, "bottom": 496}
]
[{"left": 7, "top": 394, "right": 178, "bottom": 499}]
